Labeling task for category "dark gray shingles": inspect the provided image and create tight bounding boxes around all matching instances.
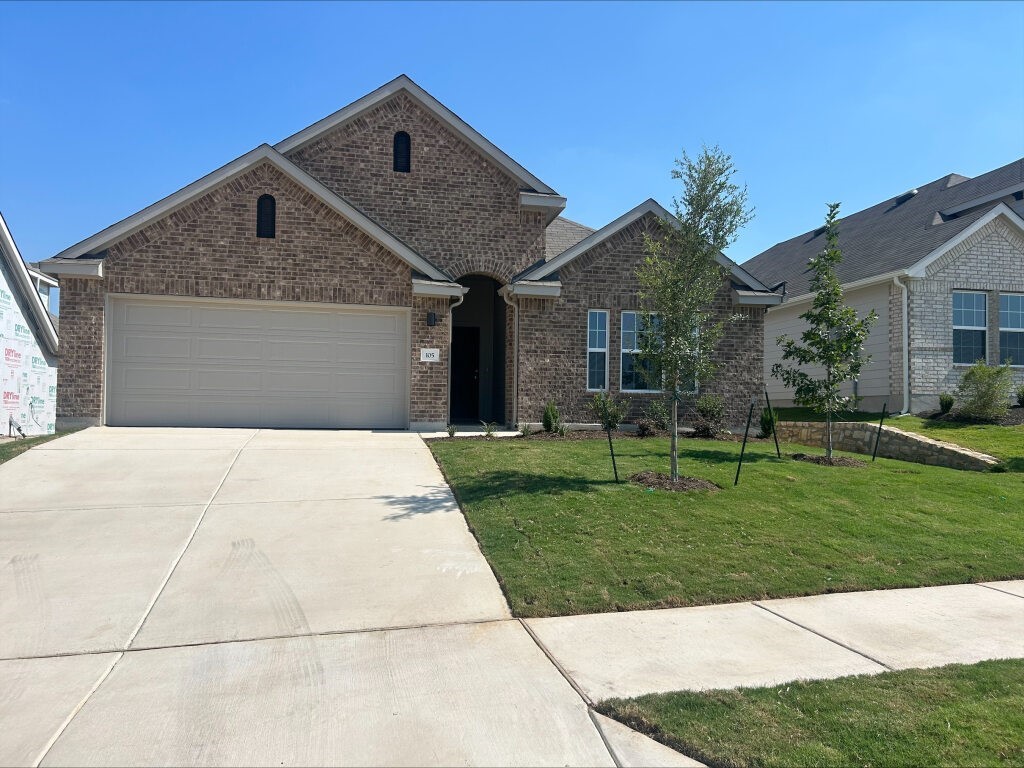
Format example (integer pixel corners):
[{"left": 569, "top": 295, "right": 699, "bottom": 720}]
[
  {"left": 743, "top": 158, "right": 1024, "bottom": 297},
  {"left": 545, "top": 216, "right": 595, "bottom": 261}
]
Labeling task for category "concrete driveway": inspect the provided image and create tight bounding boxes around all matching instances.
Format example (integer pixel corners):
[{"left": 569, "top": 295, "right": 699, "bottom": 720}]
[{"left": 0, "top": 428, "right": 626, "bottom": 767}]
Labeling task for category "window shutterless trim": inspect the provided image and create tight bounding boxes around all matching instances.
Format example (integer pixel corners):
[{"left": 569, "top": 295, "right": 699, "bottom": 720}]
[
  {"left": 999, "top": 292, "right": 1024, "bottom": 367},
  {"left": 586, "top": 309, "right": 609, "bottom": 391},
  {"left": 952, "top": 290, "right": 987, "bottom": 365}
]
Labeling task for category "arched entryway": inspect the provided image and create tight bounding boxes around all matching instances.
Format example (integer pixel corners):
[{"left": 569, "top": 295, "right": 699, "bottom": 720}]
[{"left": 450, "top": 275, "right": 506, "bottom": 424}]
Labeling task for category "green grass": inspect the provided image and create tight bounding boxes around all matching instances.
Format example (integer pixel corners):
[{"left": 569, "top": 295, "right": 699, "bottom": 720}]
[
  {"left": 0, "top": 432, "right": 66, "bottom": 465},
  {"left": 774, "top": 407, "right": 1024, "bottom": 466},
  {"left": 430, "top": 436, "right": 1024, "bottom": 617},
  {"left": 598, "top": 660, "right": 1024, "bottom": 767}
]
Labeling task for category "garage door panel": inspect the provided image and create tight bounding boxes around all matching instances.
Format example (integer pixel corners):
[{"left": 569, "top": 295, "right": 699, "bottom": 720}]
[
  {"left": 121, "top": 335, "right": 191, "bottom": 360},
  {"left": 196, "top": 370, "right": 263, "bottom": 392},
  {"left": 123, "top": 303, "right": 193, "bottom": 327},
  {"left": 196, "top": 337, "right": 262, "bottom": 360},
  {"left": 122, "top": 368, "right": 192, "bottom": 391},
  {"left": 108, "top": 298, "right": 409, "bottom": 428}
]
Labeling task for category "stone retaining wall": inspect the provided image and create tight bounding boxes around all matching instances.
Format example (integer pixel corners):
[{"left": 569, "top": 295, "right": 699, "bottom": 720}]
[{"left": 775, "top": 421, "right": 1000, "bottom": 472}]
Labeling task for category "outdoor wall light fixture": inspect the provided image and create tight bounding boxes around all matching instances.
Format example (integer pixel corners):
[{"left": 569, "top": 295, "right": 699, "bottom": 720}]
[{"left": 426, "top": 311, "right": 438, "bottom": 327}]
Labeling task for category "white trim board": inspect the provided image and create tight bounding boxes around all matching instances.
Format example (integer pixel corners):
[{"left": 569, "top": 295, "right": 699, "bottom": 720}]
[
  {"left": 906, "top": 203, "right": 1024, "bottom": 278},
  {"left": 0, "top": 211, "right": 59, "bottom": 353},
  {"left": 40, "top": 145, "right": 450, "bottom": 282},
  {"left": 275, "top": 75, "right": 558, "bottom": 195}
]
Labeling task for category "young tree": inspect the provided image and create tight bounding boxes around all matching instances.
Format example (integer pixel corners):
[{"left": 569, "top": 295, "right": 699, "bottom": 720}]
[
  {"left": 771, "top": 203, "right": 877, "bottom": 460},
  {"left": 637, "top": 146, "right": 754, "bottom": 480}
]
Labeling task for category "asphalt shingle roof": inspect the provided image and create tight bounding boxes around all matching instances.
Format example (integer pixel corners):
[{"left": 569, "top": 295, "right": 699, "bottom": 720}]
[
  {"left": 743, "top": 158, "right": 1024, "bottom": 297},
  {"left": 545, "top": 216, "right": 595, "bottom": 261}
]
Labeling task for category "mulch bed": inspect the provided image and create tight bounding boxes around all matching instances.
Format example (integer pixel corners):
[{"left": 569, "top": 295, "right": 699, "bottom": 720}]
[
  {"left": 920, "top": 405, "right": 1024, "bottom": 427},
  {"left": 791, "top": 452, "right": 866, "bottom": 467},
  {"left": 629, "top": 470, "right": 720, "bottom": 493}
]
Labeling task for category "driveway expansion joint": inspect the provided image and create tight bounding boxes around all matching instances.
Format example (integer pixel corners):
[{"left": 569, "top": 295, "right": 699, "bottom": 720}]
[
  {"left": 752, "top": 601, "right": 895, "bottom": 671},
  {"left": 977, "top": 582, "right": 1024, "bottom": 600}
]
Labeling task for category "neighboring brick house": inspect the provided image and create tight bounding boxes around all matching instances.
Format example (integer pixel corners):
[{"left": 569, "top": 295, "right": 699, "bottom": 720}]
[
  {"left": 1, "top": 212, "right": 59, "bottom": 435},
  {"left": 745, "top": 158, "right": 1024, "bottom": 414},
  {"left": 41, "top": 76, "right": 779, "bottom": 430}
]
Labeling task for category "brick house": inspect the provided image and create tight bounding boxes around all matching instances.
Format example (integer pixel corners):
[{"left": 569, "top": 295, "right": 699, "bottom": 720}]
[
  {"left": 746, "top": 158, "right": 1024, "bottom": 414},
  {"left": 41, "top": 76, "right": 780, "bottom": 430}
]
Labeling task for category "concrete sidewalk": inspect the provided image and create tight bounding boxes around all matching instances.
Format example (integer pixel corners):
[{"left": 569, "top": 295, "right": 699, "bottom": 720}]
[{"left": 527, "top": 581, "right": 1024, "bottom": 701}]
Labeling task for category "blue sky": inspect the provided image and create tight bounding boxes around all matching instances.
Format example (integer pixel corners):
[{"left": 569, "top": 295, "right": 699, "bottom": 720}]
[{"left": 2, "top": 1, "right": 1022, "bottom": 313}]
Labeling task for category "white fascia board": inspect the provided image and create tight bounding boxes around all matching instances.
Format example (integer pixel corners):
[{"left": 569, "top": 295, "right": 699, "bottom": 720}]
[
  {"left": 39, "top": 259, "right": 104, "bottom": 278},
  {"left": 766, "top": 269, "right": 905, "bottom": 311},
  {"left": 274, "top": 75, "right": 558, "bottom": 195},
  {"left": 412, "top": 279, "right": 468, "bottom": 298},
  {"left": 506, "top": 280, "right": 562, "bottom": 298},
  {"left": 0, "top": 212, "right": 59, "bottom": 353},
  {"left": 905, "top": 203, "right": 1024, "bottom": 278},
  {"left": 43, "top": 144, "right": 450, "bottom": 282},
  {"left": 519, "top": 192, "right": 567, "bottom": 211},
  {"left": 27, "top": 267, "right": 59, "bottom": 287},
  {"left": 732, "top": 289, "right": 783, "bottom": 306}
]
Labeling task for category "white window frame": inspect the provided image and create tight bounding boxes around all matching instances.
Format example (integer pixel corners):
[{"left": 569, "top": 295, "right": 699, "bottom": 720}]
[
  {"left": 999, "top": 292, "right": 1024, "bottom": 368},
  {"left": 586, "top": 309, "right": 609, "bottom": 391},
  {"left": 952, "top": 290, "right": 988, "bottom": 366},
  {"left": 620, "top": 310, "right": 662, "bottom": 393}
]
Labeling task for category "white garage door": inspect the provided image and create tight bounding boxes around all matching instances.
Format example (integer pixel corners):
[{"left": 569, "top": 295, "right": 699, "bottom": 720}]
[{"left": 107, "top": 297, "right": 409, "bottom": 428}]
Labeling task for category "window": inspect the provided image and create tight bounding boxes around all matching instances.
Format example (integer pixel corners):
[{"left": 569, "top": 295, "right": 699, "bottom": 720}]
[
  {"left": 620, "top": 311, "right": 661, "bottom": 392},
  {"left": 393, "top": 131, "right": 411, "bottom": 173},
  {"left": 1000, "top": 293, "right": 1024, "bottom": 366},
  {"left": 953, "top": 291, "right": 987, "bottom": 365},
  {"left": 256, "top": 194, "right": 276, "bottom": 239},
  {"left": 587, "top": 310, "right": 608, "bottom": 390}
]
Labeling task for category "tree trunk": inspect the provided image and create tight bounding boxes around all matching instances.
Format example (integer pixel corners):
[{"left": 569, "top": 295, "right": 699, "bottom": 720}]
[
  {"left": 607, "top": 428, "right": 619, "bottom": 483},
  {"left": 826, "top": 412, "right": 833, "bottom": 461},
  {"left": 670, "top": 396, "right": 679, "bottom": 481}
]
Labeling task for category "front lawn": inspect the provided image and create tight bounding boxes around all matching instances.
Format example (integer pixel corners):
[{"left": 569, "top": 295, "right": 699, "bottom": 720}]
[
  {"left": 598, "top": 659, "right": 1024, "bottom": 768},
  {"left": 774, "top": 406, "right": 1024, "bottom": 466},
  {"left": 0, "top": 432, "right": 65, "bottom": 466},
  {"left": 430, "top": 436, "right": 1024, "bottom": 617}
]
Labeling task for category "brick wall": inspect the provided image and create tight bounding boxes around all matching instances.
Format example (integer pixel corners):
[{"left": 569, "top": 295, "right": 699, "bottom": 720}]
[
  {"left": 515, "top": 215, "right": 765, "bottom": 427},
  {"left": 285, "top": 92, "right": 546, "bottom": 282},
  {"left": 57, "top": 162, "right": 415, "bottom": 421},
  {"left": 907, "top": 216, "right": 1024, "bottom": 411},
  {"left": 410, "top": 295, "right": 449, "bottom": 425}
]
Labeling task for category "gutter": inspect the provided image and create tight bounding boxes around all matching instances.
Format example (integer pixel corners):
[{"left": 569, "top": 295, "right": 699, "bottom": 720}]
[
  {"left": 893, "top": 275, "right": 911, "bottom": 414},
  {"left": 447, "top": 290, "right": 466, "bottom": 426}
]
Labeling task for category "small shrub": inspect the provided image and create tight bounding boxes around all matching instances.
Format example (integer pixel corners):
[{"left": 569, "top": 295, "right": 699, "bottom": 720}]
[
  {"left": 557, "top": 422, "right": 568, "bottom": 437},
  {"left": 480, "top": 421, "right": 497, "bottom": 438},
  {"left": 955, "top": 361, "right": 1012, "bottom": 423},
  {"left": 589, "top": 392, "right": 630, "bottom": 482},
  {"left": 939, "top": 392, "right": 955, "bottom": 414},
  {"left": 693, "top": 393, "right": 725, "bottom": 438},
  {"left": 542, "top": 401, "right": 560, "bottom": 433},
  {"left": 1016, "top": 384, "right": 1024, "bottom": 408},
  {"left": 756, "top": 407, "right": 778, "bottom": 439},
  {"left": 636, "top": 418, "right": 658, "bottom": 438},
  {"left": 643, "top": 399, "right": 672, "bottom": 431},
  {"left": 446, "top": 423, "right": 457, "bottom": 438},
  {"left": 519, "top": 422, "right": 531, "bottom": 437}
]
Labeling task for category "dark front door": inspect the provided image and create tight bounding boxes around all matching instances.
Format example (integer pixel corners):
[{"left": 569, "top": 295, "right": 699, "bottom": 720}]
[{"left": 451, "top": 326, "right": 480, "bottom": 422}]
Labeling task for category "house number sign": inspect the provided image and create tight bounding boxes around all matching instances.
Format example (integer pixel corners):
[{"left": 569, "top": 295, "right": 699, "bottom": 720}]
[{"left": 420, "top": 348, "right": 440, "bottom": 362}]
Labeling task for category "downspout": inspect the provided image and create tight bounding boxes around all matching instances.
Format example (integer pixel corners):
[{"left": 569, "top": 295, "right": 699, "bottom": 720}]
[
  {"left": 501, "top": 288, "right": 519, "bottom": 428},
  {"left": 447, "top": 292, "right": 465, "bottom": 426},
  {"left": 893, "top": 275, "right": 910, "bottom": 414}
]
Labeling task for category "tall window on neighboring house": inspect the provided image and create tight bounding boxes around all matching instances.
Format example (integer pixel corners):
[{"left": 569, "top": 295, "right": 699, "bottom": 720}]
[
  {"left": 587, "top": 310, "right": 608, "bottom": 390},
  {"left": 620, "top": 311, "right": 662, "bottom": 392},
  {"left": 952, "top": 291, "right": 987, "bottom": 364},
  {"left": 256, "top": 194, "right": 276, "bottom": 238},
  {"left": 1000, "top": 293, "right": 1024, "bottom": 366},
  {"left": 393, "top": 131, "right": 411, "bottom": 173}
]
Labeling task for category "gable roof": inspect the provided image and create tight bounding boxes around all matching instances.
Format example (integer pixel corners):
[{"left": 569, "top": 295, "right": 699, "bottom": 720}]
[
  {"left": 743, "top": 157, "right": 1024, "bottom": 298},
  {"left": 0, "top": 212, "right": 58, "bottom": 354},
  {"left": 518, "top": 199, "right": 779, "bottom": 300},
  {"left": 40, "top": 145, "right": 451, "bottom": 282},
  {"left": 545, "top": 216, "right": 595, "bottom": 261},
  {"left": 275, "top": 75, "right": 558, "bottom": 196}
]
